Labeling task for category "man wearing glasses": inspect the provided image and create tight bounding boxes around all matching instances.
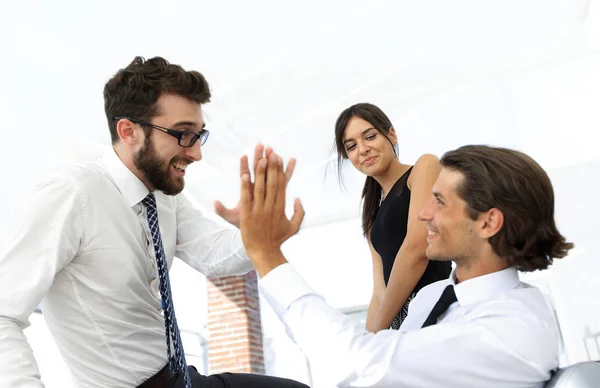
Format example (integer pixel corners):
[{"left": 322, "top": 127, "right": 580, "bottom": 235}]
[{"left": 0, "top": 56, "right": 308, "bottom": 388}]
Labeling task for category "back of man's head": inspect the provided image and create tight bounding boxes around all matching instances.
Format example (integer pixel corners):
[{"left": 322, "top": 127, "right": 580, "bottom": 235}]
[
  {"left": 440, "top": 145, "right": 574, "bottom": 272},
  {"left": 103, "top": 56, "right": 211, "bottom": 144}
]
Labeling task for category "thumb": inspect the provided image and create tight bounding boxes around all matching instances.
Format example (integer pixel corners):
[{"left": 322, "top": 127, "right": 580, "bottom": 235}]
[
  {"left": 289, "top": 198, "right": 305, "bottom": 234},
  {"left": 214, "top": 200, "right": 230, "bottom": 218}
]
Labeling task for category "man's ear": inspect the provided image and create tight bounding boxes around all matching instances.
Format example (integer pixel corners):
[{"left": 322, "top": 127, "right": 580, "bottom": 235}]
[
  {"left": 478, "top": 207, "right": 504, "bottom": 239},
  {"left": 116, "top": 118, "right": 141, "bottom": 146}
]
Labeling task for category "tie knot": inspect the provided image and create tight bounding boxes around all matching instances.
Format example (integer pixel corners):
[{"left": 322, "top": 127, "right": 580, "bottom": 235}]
[
  {"left": 141, "top": 193, "right": 157, "bottom": 210},
  {"left": 440, "top": 284, "right": 457, "bottom": 305},
  {"left": 421, "top": 284, "right": 458, "bottom": 328}
]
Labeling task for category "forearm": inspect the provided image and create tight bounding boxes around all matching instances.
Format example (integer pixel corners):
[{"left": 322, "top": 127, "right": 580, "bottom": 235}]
[
  {"left": 205, "top": 229, "right": 254, "bottom": 275},
  {"left": 178, "top": 227, "right": 254, "bottom": 276},
  {"left": 0, "top": 317, "right": 44, "bottom": 388},
  {"left": 175, "top": 193, "right": 255, "bottom": 276},
  {"left": 371, "top": 250, "right": 429, "bottom": 331},
  {"left": 259, "top": 264, "right": 397, "bottom": 387},
  {"left": 365, "top": 294, "right": 382, "bottom": 330}
]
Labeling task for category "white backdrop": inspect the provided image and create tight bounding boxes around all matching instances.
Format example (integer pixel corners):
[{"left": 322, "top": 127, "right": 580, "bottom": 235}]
[{"left": 1, "top": 1, "right": 599, "bottom": 387}]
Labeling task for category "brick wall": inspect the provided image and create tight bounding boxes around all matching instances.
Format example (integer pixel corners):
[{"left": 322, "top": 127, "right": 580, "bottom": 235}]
[{"left": 206, "top": 270, "right": 265, "bottom": 374}]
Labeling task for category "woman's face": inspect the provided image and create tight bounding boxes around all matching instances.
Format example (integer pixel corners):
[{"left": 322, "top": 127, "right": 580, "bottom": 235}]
[{"left": 341, "top": 116, "right": 397, "bottom": 177}]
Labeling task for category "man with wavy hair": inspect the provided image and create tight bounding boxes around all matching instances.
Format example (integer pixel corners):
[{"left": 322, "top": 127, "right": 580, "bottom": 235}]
[
  {"left": 240, "top": 145, "right": 573, "bottom": 388},
  {"left": 0, "top": 57, "right": 308, "bottom": 388}
]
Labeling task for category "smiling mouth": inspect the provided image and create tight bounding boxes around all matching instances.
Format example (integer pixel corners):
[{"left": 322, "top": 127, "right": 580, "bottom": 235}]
[
  {"left": 172, "top": 162, "right": 188, "bottom": 176},
  {"left": 427, "top": 229, "right": 440, "bottom": 239},
  {"left": 363, "top": 157, "right": 377, "bottom": 165}
]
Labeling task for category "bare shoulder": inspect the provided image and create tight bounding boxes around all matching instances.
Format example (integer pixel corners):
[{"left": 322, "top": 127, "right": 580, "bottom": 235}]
[
  {"left": 408, "top": 154, "right": 441, "bottom": 187},
  {"left": 414, "top": 153, "right": 440, "bottom": 169}
]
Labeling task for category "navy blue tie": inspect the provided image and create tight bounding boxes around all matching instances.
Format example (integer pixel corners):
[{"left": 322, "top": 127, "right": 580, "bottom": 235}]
[
  {"left": 421, "top": 285, "right": 457, "bottom": 328},
  {"left": 141, "top": 193, "right": 190, "bottom": 388}
]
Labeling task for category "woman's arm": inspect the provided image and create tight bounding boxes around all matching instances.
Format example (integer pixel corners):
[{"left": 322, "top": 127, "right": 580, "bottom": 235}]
[
  {"left": 368, "top": 154, "right": 441, "bottom": 332},
  {"left": 365, "top": 234, "right": 386, "bottom": 330}
]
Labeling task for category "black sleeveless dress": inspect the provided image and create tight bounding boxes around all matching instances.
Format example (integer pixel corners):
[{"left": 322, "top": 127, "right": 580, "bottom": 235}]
[{"left": 370, "top": 167, "right": 452, "bottom": 329}]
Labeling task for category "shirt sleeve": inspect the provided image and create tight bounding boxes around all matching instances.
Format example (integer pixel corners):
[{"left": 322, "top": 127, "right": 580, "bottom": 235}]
[
  {"left": 259, "top": 264, "right": 557, "bottom": 387},
  {"left": 0, "top": 178, "right": 84, "bottom": 388},
  {"left": 174, "top": 194, "right": 253, "bottom": 276}
]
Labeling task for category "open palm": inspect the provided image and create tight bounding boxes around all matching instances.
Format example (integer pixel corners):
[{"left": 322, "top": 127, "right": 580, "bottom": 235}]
[{"left": 214, "top": 144, "right": 296, "bottom": 228}]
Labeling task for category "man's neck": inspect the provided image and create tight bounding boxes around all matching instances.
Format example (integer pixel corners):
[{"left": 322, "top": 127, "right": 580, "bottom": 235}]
[
  {"left": 454, "top": 255, "right": 510, "bottom": 284},
  {"left": 113, "top": 145, "right": 153, "bottom": 191}
]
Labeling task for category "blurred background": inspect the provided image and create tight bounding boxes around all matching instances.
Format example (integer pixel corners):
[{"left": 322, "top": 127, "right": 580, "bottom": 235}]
[{"left": 0, "top": 0, "right": 598, "bottom": 386}]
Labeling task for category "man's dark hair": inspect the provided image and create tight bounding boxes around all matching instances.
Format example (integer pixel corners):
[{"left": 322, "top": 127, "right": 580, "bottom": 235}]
[
  {"left": 441, "top": 145, "right": 574, "bottom": 272},
  {"left": 104, "top": 56, "right": 211, "bottom": 143}
]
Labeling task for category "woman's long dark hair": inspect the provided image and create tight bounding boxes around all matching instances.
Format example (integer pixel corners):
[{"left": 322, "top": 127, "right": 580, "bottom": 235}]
[{"left": 334, "top": 103, "right": 397, "bottom": 237}]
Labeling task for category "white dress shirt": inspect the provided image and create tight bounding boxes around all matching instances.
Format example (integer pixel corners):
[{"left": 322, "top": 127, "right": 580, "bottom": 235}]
[
  {"left": 260, "top": 264, "right": 559, "bottom": 388},
  {"left": 0, "top": 148, "right": 253, "bottom": 388}
]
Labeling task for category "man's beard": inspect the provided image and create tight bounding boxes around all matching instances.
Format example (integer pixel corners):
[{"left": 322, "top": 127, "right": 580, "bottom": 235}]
[
  {"left": 427, "top": 222, "right": 477, "bottom": 263},
  {"left": 133, "top": 136, "right": 186, "bottom": 196}
]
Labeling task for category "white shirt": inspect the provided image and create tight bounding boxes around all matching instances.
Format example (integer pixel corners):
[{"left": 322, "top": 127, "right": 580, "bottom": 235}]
[
  {"left": 260, "top": 264, "right": 559, "bottom": 388},
  {"left": 0, "top": 149, "right": 253, "bottom": 388}
]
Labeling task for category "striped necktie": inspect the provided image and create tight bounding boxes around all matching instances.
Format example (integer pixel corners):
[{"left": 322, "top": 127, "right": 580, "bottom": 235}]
[{"left": 141, "top": 193, "right": 190, "bottom": 388}]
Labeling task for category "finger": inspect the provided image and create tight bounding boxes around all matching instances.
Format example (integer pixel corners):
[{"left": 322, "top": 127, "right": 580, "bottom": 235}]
[
  {"left": 284, "top": 157, "right": 296, "bottom": 185},
  {"left": 240, "top": 170, "right": 252, "bottom": 223},
  {"left": 274, "top": 157, "right": 286, "bottom": 215},
  {"left": 239, "top": 155, "right": 255, "bottom": 202},
  {"left": 264, "top": 146, "right": 274, "bottom": 173},
  {"left": 265, "top": 146, "right": 274, "bottom": 159},
  {"left": 264, "top": 152, "right": 280, "bottom": 211},
  {"left": 240, "top": 155, "right": 250, "bottom": 179},
  {"left": 289, "top": 198, "right": 305, "bottom": 234},
  {"left": 248, "top": 181, "right": 255, "bottom": 202},
  {"left": 214, "top": 200, "right": 230, "bottom": 218},
  {"left": 273, "top": 176, "right": 286, "bottom": 217},
  {"left": 254, "top": 157, "right": 268, "bottom": 209},
  {"left": 253, "top": 144, "right": 264, "bottom": 173}
]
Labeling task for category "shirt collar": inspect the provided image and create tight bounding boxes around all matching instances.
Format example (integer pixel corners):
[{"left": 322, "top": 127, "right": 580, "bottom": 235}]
[
  {"left": 449, "top": 266, "right": 521, "bottom": 306},
  {"left": 101, "top": 147, "right": 150, "bottom": 208}
]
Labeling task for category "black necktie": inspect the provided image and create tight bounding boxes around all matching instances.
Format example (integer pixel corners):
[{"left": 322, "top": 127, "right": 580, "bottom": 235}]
[{"left": 421, "top": 285, "right": 457, "bottom": 328}]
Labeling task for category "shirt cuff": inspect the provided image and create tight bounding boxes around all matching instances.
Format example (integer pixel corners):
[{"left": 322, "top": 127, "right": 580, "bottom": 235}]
[
  {"left": 258, "top": 263, "right": 317, "bottom": 317},
  {"left": 233, "top": 230, "right": 251, "bottom": 259}
]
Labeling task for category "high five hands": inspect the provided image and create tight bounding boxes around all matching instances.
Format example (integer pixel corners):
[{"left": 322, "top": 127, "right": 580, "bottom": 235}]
[
  {"left": 238, "top": 151, "right": 305, "bottom": 277},
  {"left": 214, "top": 144, "right": 296, "bottom": 228}
]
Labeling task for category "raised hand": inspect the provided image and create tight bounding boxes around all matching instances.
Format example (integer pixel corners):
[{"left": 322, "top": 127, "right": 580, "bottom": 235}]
[
  {"left": 214, "top": 144, "right": 296, "bottom": 228},
  {"left": 239, "top": 152, "right": 304, "bottom": 276}
]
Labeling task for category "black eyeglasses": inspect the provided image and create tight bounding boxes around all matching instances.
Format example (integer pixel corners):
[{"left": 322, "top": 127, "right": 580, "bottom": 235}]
[{"left": 113, "top": 116, "right": 210, "bottom": 147}]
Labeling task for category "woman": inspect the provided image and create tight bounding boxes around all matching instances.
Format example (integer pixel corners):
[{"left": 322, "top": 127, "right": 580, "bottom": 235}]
[{"left": 334, "top": 103, "right": 451, "bottom": 331}]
